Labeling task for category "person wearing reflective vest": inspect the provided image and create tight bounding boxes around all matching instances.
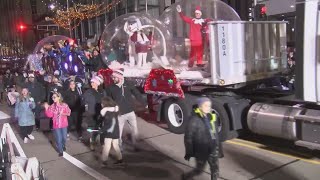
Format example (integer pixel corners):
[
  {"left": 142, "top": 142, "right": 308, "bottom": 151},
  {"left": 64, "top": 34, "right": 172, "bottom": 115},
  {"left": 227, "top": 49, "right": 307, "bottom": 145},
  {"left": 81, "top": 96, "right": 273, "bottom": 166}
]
[{"left": 182, "top": 97, "right": 220, "bottom": 180}]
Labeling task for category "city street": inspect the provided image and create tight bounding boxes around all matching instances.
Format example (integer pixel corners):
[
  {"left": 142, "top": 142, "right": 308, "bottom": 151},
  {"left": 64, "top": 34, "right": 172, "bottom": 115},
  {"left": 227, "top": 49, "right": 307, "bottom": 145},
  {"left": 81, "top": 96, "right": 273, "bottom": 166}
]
[
  {"left": 1, "top": 0, "right": 320, "bottom": 180},
  {"left": 1, "top": 104, "right": 320, "bottom": 180}
]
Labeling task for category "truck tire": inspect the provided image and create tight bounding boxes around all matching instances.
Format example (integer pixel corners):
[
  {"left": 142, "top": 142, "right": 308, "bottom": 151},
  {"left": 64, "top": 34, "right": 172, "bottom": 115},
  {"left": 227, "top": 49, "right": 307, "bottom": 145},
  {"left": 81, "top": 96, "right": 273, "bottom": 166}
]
[
  {"left": 211, "top": 99, "right": 230, "bottom": 141},
  {"left": 163, "top": 98, "right": 192, "bottom": 134}
]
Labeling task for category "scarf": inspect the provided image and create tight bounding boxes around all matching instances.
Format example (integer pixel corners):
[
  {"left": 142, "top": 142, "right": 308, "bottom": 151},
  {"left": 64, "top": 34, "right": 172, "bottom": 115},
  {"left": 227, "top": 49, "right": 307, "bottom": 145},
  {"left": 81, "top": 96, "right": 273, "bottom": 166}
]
[{"left": 192, "top": 18, "right": 205, "bottom": 25}]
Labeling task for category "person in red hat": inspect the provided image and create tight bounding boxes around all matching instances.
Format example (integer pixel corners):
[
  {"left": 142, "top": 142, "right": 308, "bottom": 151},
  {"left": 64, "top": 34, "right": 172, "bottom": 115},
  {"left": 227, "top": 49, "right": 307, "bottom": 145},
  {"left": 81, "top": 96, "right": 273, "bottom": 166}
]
[{"left": 176, "top": 5, "right": 211, "bottom": 68}]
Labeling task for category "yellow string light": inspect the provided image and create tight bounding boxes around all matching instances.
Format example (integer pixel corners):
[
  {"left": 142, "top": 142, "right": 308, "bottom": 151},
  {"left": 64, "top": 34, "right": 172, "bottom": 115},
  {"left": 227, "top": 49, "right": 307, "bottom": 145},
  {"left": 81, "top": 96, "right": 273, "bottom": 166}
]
[{"left": 52, "top": 0, "right": 122, "bottom": 30}]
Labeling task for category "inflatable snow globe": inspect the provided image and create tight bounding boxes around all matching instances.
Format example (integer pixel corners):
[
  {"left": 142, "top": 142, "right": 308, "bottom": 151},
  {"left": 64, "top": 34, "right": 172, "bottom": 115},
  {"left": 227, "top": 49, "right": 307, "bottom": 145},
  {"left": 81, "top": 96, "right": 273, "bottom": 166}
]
[
  {"left": 100, "top": 13, "right": 173, "bottom": 77},
  {"left": 33, "top": 35, "right": 73, "bottom": 54},
  {"left": 30, "top": 35, "right": 85, "bottom": 77},
  {"left": 159, "top": 0, "right": 241, "bottom": 79}
]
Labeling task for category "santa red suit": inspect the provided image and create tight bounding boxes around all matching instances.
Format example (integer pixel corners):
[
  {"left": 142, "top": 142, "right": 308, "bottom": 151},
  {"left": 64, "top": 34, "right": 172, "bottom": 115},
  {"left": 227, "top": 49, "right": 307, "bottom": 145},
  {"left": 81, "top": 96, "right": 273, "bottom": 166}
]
[{"left": 179, "top": 6, "right": 211, "bottom": 67}]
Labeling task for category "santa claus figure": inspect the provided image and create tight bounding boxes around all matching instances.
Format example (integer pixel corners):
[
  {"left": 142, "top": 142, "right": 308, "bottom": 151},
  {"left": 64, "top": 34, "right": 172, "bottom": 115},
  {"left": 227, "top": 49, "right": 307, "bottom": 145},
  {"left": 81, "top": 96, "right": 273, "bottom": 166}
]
[
  {"left": 124, "top": 17, "right": 151, "bottom": 67},
  {"left": 177, "top": 5, "right": 211, "bottom": 68}
]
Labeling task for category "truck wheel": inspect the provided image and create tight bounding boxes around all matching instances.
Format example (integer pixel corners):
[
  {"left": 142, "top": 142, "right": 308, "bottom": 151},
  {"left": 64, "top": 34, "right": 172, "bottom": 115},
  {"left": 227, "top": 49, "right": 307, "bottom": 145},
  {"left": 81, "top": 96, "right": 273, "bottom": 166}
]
[
  {"left": 163, "top": 98, "right": 191, "bottom": 134},
  {"left": 211, "top": 100, "right": 230, "bottom": 141}
]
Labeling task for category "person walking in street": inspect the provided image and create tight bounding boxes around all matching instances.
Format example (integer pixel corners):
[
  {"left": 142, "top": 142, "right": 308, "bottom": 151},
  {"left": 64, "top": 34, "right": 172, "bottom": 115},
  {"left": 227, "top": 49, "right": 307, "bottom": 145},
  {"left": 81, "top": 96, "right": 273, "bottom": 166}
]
[
  {"left": 23, "top": 72, "right": 46, "bottom": 130},
  {"left": 105, "top": 69, "right": 147, "bottom": 151},
  {"left": 64, "top": 80, "right": 82, "bottom": 140},
  {"left": 3, "top": 70, "right": 14, "bottom": 90},
  {"left": 13, "top": 71, "right": 25, "bottom": 93},
  {"left": 100, "top": 97, "right": 123, "bottom": 167},
  {"left": 15, "top": 88, "right": 36, "bottom": 143},
  {"left": 182, "top": 97, "right": 220, "bottom": 180},
  {"left": 82, "top": 75, "right": 105, "bottom": 150},
  {"left": 44, "top": 92, "right": 71, "bottom": 157}
]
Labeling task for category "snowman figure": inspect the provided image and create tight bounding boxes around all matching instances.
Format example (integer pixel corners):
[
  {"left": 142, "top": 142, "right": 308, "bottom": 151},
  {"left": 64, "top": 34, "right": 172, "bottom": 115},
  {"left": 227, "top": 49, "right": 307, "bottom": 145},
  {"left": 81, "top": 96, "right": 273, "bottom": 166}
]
[{"left": 124, "top": 17, "right": 151, "bottom": 68}]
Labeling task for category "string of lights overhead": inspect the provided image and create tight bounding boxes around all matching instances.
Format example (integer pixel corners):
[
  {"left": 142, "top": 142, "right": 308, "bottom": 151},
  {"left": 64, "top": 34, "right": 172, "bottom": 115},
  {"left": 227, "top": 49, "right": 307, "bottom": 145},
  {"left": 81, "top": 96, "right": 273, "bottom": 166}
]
[
  {"left": 47, "top": 0, "right": 123, "bottom": 30},
  {"left": 41, "top": 0, "right": 66, "bottom": 10}
]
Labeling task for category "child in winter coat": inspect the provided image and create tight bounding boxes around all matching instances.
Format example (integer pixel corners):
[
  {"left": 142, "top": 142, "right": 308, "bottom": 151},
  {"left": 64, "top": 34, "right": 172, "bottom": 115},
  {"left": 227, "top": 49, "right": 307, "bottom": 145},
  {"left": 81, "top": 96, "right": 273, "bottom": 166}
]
[
  {"left": 15, "top": 88, "right": 36, "bottom": 143},
  {"left": 100, "top": 97, "right": 123, "bottom": 167},
  {"left": 182, "top": 97, "right": 220, "bottom": 180},
  {"left": 44, "top": 92, "right": 71, "bottom": 157}
]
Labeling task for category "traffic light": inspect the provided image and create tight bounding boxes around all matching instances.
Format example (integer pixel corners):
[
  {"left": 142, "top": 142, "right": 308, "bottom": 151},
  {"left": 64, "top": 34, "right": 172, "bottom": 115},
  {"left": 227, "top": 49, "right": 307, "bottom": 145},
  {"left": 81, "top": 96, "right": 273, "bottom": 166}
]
[
  {"left": 261, "top": 6, "right": 267, "bottom": 15},
  {"left": 17, "top": 23, "right": 27, "bottom": 32},
  {"left": 255, "top": 4, "right": 267, "bottom": 20}
]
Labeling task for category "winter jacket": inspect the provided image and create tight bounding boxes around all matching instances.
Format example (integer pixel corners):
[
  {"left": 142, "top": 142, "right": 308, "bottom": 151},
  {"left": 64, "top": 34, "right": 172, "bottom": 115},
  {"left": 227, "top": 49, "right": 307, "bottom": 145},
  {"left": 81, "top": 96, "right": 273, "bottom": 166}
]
[
  {"left": 0, "top": 79, "right": 4, "bottom": 92},
  {"left": 64, "top": 89, "right": 81, "bottom": 112},
  {"left": 45, "top": 103, "right": 71, "bottom": 129},
  {"left": 36, "top": 74, "right": 46, "bottom": 87},
  {"left": 100, "top": 106, "right": 120, "bottom": 139},
  {"left": 90, "top": 55, "right": 106, "bottom": 72},
  {"left": 82, "top": 88, "right": 105, "bottom": 116},
  {"left": 184, "top": 108, "right": 220, "bottom": 160},
  {"left": 14, "top": 75, "right": 25, "bottom": 87},
  {"left": 23, "top": 82, "right": 46, "bottom": 103},
  {"left": 3, "top": 75, "right": 14, "bottom": 88},
  {"left": 105, "top": 81, "right": 147, "bottom": 115},
  {"left": 15, "top": 98, "right": 36, "bottom": 126}
]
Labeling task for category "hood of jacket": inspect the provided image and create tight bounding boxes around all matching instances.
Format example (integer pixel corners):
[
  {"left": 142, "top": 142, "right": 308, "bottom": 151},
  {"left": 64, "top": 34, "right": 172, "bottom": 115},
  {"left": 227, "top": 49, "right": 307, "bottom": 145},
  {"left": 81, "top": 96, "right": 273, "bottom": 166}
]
[{"left": 100, "top": 106, "right": 119, "bottom": 116}]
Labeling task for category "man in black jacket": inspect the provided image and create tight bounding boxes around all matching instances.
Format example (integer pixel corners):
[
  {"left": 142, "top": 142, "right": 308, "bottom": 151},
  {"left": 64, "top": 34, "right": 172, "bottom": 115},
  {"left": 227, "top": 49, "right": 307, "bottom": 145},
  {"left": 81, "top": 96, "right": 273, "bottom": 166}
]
[
  {"left": 182, "top": 97, "right": 220, "bottom": 180},
  {"left": 82, "top": 75, "right": 105, "bottom": 149},
  {"left": 64, "top": 80, "right": 82, "bottom": 139},
  {"left": 23, "top": 72, "right": 46, "bottom": 129},
  {"left": 105, "top": 69, "right": 147, "bottom": 150}
]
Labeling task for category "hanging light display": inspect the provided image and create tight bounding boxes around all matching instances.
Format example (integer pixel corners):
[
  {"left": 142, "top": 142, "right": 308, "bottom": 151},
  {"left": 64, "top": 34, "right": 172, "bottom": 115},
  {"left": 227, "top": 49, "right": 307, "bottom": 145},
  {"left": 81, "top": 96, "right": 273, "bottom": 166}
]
[{"left": 51, "top": 0, "right": 123, "bottom": 30}]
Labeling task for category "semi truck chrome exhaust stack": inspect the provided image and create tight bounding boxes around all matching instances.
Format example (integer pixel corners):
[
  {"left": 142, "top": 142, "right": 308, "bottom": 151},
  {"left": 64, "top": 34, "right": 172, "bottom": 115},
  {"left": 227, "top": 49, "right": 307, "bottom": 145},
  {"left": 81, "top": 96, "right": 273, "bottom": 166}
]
[{"left": 247, "top": 103, "right": 303, "bottom": 140}]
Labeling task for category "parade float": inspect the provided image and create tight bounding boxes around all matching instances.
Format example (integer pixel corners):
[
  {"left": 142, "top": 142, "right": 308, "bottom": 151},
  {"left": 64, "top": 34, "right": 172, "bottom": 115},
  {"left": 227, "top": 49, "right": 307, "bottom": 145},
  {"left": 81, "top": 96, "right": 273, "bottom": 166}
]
[
  {"left": 28, "top": 35, "right": 86, "bottom": 77},
  {"left": 99, "top": 0, "right": 241, "bottom": 97},
  {"left": 98, "top": 0, "right": 295, "bottom": 144}
]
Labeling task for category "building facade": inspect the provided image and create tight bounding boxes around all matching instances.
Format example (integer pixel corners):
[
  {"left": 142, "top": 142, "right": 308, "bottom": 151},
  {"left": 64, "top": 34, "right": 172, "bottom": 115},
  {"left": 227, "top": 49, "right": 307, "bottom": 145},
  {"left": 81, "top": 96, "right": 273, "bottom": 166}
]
[
  {"left": 71, "top": 0, "right": 252, "bottom": 44},
  {"left": 0, "top": 0, "right": 253, "bottom": 56},
  {"left": 0, "top": 0, "right": 68, "bottom": 56}
]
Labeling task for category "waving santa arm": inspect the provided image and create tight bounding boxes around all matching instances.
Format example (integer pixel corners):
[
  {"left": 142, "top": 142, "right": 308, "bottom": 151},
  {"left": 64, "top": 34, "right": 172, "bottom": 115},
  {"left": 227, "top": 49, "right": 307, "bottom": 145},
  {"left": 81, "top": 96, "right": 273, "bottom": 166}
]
[{"left": 176, "top": 5, "right": 192, "bottom": 24}]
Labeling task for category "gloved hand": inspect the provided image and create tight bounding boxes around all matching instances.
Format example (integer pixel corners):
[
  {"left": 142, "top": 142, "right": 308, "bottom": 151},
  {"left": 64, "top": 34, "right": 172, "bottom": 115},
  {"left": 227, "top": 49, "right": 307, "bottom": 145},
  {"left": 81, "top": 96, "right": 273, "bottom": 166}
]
[
  {"left": 184, "top": 154, "right": 191, "bottom": 161},
  {"left": 176, "top": 5, "right": 182, "bottom": 13}
]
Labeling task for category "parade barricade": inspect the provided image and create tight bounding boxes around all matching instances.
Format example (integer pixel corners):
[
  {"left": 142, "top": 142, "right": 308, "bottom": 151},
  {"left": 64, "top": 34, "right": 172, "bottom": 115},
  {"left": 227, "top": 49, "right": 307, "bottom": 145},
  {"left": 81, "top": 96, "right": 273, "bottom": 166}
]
[{"left": 0, "top": 123, "right": 45, "bottom": 180}]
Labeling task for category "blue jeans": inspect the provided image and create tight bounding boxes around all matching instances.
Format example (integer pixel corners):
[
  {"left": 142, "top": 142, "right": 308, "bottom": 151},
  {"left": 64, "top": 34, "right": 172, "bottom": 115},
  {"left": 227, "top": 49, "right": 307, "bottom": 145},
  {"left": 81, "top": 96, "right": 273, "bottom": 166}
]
[{"left": 54, "top": 127, "right": 67, "bottom": 153}]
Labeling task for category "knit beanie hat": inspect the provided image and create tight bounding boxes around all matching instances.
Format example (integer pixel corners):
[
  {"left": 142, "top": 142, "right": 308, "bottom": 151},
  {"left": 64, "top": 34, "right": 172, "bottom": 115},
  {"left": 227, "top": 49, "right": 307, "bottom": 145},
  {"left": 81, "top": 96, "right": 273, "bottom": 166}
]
[
  {"left": 195, "top": 6, "right": 202, "bottom": 15},
  {"left": 28, "top": 72, "right": 35, "bottom": 78},
  {"left": 91, "top": 75, "right": 104, "bottom": 86},
  {"left": 197, "top": 97, "right": 211, "bottom": 106},
  {"left": 112, "top": 69, "right": 124, "bottom": 79},
  {"left": 54, "top": 70, "right": 60, "bottom": 76}
]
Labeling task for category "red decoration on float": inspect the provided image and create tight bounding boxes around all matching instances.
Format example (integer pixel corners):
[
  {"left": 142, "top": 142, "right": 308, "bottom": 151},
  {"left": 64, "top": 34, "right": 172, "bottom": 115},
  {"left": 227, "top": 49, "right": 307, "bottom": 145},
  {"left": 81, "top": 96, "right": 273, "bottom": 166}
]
[
  {"left": 98, "top": 68, "right": 114, "bottom": 86},
  {"left": 144, "top": 69, "right": 184, "bottom": 98}
]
